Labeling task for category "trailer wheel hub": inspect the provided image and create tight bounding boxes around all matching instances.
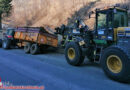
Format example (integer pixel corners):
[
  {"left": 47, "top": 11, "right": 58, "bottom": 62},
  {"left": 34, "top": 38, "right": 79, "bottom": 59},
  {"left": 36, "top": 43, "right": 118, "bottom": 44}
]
[
  {"left": 68, "top": 48, "right": 75, "bottom": 60},
  {"left": 107, "top": 55, "right": 122, "bottom": 73}
]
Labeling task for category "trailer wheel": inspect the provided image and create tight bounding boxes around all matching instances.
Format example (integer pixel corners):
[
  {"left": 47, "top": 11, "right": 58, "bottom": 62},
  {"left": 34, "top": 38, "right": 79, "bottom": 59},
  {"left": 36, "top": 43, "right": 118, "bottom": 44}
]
[
  {"left": 30, "top": 44, "right": 39, "bottom": 55},
  {"left": 65, "top": 42, "right": 85, "bottom": 66},
  {"left": 2, "top": 39, "right": 11, "bottom": 49},
  {"left": 24, "top": 42, "right": 31, "bottom": 53},
  {"left": 101, "top": 46, "right": 130, "bottom": 82}
]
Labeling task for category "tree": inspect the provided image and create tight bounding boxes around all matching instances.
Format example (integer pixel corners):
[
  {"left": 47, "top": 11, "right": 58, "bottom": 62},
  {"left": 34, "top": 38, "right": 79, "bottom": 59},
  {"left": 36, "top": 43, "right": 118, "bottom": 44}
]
[{"left": 0, "top": 0, "right": 12, "bottom": 30}]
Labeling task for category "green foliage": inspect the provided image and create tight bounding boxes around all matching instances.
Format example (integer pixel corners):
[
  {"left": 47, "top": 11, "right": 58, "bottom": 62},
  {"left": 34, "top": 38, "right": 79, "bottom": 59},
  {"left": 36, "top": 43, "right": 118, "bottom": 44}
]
[{"left": 0, "top": 0, "right": 12, "bottom": 15}]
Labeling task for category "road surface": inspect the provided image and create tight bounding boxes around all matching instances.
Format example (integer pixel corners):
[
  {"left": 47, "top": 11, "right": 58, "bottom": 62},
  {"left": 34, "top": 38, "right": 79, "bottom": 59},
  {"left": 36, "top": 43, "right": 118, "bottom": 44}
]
[{"left": 0, "top": 48, "right": 130, "bottom": 90}]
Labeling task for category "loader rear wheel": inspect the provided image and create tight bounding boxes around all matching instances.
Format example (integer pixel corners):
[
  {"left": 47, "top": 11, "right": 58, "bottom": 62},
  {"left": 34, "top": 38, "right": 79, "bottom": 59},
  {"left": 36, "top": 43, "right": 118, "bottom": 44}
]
[
  {"left": 101, "top": 46, "right": 130, "bottom": 82},
  {"left": 30, "top": 44, "right": 39, "bottom": 55},
  {"left": 2, "top": 39, "right": 11, "bottom": 49},
  {"left": 24, "top": 42, "right": 31, "bottom": 53},
  {"left": 65, "top": 42, "right": 85, "bottom": 66}
]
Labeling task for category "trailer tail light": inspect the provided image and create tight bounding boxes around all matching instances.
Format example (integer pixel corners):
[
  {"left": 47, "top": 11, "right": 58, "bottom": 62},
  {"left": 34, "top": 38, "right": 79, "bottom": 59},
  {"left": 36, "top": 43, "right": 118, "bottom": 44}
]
[{"left": 7, "top": 35, "right": 13, "bottom": 38}]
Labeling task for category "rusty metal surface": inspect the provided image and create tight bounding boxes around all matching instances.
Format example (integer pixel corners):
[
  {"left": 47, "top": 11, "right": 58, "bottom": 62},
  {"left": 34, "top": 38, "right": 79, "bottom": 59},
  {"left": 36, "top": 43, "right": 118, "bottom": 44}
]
[{"left": 14, "top": 27, "right": 58, "bottom": 47}]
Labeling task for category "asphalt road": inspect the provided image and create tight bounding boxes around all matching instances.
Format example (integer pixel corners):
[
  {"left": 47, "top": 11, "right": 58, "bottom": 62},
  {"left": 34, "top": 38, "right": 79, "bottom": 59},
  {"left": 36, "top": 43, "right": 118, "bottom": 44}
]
[{"left": 0, "top": 48, "right": 130, "bottom": 90}]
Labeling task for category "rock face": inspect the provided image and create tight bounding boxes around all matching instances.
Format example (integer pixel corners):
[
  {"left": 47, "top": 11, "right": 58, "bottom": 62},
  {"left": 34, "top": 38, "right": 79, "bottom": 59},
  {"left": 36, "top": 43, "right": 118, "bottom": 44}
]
[{"left": 8, "top": 0, "right": 130, "bottom": 30}]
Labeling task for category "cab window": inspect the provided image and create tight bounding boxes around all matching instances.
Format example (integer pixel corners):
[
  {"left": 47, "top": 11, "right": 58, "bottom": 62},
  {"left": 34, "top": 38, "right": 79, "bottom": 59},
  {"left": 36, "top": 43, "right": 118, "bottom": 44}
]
[
  {"left": 114, "top": 11, "right": 128, "bottom": 27},
  {"left": 7, "top": 29, "right": 15, "bottom": 36},
  {"left": 97, "top": 13, "right": 107, "bottom": 29}
]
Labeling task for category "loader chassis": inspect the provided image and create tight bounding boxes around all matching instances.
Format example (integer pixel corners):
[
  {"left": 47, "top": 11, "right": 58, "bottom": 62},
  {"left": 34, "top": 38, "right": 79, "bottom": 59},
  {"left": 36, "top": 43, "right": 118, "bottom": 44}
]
[{"left": 64, "top": 7, "right": 130, "bottom": 82}]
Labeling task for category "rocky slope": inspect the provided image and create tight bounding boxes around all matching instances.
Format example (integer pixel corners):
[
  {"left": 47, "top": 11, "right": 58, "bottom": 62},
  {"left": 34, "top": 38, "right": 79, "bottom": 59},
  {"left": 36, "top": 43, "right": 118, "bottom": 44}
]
[{"left": 5, "top": 0, "right": 130, "bottom": 30}]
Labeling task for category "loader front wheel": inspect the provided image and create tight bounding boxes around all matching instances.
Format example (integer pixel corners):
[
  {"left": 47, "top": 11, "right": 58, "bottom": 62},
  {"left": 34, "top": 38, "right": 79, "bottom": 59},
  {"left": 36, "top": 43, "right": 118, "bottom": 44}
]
[
  {"left": 101, "top": 46, "right": 130, "bottom": 82},
  {"left": 65, "top": 42, "right": 85, "bottom": 66}
]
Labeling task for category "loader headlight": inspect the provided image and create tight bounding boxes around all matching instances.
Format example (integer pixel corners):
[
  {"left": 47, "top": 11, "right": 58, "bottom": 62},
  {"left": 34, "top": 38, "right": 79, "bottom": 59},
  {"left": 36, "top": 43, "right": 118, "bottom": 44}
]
[
  {"left": 79, "top": 40, "right": 85, "bottom": 46},
  {"left": 108, "top": 36, "right": 113, "bottom": 40}
]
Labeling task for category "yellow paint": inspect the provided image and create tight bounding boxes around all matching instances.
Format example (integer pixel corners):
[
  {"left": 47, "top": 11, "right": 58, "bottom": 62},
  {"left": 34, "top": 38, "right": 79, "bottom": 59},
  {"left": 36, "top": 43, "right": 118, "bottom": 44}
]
[
  {"left": 68, "top": 48, "right": 76, "bottom": 60},
  {"left": 102, "top": 36, "right": 106, "bottom": 39},
  {"left": 114, "top": 27, "right": 130, "bottom": 41},
  {"left": 107, "top": 55, "right": 122, "bottom": 73}
]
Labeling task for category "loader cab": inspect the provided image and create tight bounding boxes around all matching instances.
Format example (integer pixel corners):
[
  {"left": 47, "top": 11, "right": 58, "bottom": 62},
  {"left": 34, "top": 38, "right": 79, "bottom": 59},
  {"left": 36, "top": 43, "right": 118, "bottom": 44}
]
[{"left": 94, "top": 7, "right": 128, "bottom": 44}]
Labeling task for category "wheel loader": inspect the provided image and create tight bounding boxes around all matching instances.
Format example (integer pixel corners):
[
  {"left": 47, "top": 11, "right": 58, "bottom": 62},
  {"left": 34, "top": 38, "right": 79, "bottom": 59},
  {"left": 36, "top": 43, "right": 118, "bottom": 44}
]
[{"left": 56, "top": 6, "right": 130, "bottom": 82}]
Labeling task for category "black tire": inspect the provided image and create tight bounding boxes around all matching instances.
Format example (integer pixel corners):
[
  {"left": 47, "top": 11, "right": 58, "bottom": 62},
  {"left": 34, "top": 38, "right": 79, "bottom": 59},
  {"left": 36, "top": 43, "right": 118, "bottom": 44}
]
[
  {"left": 2, "top": 39, "right": 11, "bottom": 49},
  {"left": 100, "top": 46, "right": 130, "bottom": 82},
  {"left": 86, "top": 48, "right": 94, "bottom": 62},
  {"left": 0, "top": 39, "right": 2, "bottom": 47},
  {"left": 24, "top": 42, "right": 31, "bottom": 53},
  {"left": 65, "top": 42, "right": 85, "bottom": 66},
  {"left": 30, "top": 44, "right": 39, "bottom": 55}
]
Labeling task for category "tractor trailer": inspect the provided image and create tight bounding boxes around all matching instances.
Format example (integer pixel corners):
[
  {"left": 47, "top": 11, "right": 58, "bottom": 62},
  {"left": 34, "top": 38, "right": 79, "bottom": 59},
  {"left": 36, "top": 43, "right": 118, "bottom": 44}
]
[{"left": 2, "top": 27, "right": 58, "bottom": 55}]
